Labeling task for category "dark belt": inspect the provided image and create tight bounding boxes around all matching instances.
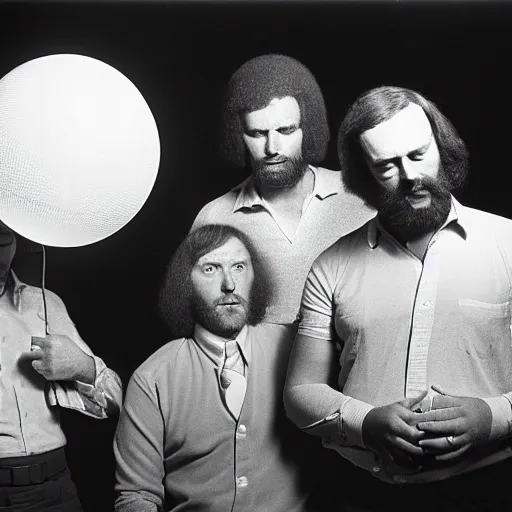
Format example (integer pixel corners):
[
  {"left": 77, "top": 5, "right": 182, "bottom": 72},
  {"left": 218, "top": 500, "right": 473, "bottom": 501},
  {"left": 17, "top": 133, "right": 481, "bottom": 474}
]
[{"left": 0, "top": 448, "right": 67, "bottom": 487}]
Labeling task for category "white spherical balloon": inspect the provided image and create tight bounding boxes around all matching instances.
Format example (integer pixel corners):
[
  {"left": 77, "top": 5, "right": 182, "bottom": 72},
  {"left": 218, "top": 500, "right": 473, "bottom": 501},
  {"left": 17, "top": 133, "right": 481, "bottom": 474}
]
[{"left": 0, "top": 54, "right": 161, "bottom": 247}]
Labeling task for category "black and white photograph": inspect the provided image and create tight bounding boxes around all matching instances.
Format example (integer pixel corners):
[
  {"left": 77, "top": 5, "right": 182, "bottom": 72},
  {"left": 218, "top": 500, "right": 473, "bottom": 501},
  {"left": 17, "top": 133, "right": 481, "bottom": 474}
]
[{"left": 1, "top": 0, "right": 512, "bottom": 511}]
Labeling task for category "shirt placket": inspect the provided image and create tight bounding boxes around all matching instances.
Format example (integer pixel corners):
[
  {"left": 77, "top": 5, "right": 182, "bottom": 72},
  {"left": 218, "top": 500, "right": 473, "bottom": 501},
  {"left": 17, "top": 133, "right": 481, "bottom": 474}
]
[
  {"left": 232, "top": 421, "right": 250, "bottom": 511},
  {"left": 405, "top": 243, "right": 441, "bottom": 398}
]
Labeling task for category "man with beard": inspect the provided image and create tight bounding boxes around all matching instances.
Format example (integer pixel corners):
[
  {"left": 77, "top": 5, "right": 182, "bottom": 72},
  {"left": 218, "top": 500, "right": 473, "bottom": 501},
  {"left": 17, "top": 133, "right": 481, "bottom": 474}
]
[
  {"left": 191, "top": 54, "right": 374, "bottom": 325},
  {"left": 284, "top": 86, "right": 512, "bottom": 511},
  {"left": 0, "top": 220, "right": 122, "bottom": 511},
  {"left": 114, "top": 224, "right": 316, "bottom": 511}
]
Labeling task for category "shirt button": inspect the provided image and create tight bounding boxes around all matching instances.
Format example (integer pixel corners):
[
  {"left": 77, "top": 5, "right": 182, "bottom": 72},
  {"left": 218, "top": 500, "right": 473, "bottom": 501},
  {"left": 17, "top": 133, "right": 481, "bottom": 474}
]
[
  {"left": 372, "top": 465, "right": 381, "bottom": 473},
  {"left": 423, "top": 301, "right": 433, "bottom": 307},
  {"left": 236, "top": 476, "right": 248, "bottom": 488},
  {"left": 236, "top": 424, "right": 247, "bottom": 439}
]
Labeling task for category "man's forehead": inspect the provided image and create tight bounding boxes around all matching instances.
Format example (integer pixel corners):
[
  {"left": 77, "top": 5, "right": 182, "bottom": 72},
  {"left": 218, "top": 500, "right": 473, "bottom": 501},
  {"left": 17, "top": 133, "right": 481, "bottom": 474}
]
[
  {"left": 360, "top": 103, "right": 433, "bottom": 160},
  {"left": 196, "top": 237, "right": 250, "bottom": 264},
  {"left": 243, "top": 96, "right": 301, "bottom": 128}
]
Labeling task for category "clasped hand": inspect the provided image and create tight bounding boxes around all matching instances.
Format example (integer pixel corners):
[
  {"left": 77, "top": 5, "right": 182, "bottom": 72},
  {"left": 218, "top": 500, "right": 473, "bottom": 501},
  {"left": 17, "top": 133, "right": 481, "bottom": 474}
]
[
  {"left": 23, "top": 334, "right": 95, "bottom": 384},
  {"left": 362, "top": 387, "right": 492, "bottom": 467}
]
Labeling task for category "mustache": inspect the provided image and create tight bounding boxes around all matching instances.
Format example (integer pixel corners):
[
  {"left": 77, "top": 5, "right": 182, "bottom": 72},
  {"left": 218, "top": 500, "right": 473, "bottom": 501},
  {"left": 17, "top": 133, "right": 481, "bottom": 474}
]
[
  {"left": 213, "top": 294, "right": 248, "bottom": 307},
  {"left": 380, "top": 176, "right": 448, "bottom": 205},
  {"left": 263, "top": 155, "right": 289, "bottom": 164}
]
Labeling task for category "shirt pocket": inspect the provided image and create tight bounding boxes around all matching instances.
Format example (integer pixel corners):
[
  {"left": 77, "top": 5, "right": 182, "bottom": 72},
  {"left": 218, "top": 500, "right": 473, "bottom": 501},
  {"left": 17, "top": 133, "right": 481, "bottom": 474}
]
[{"left": 457, "top": 298, "right": 511, "bottom": 359}]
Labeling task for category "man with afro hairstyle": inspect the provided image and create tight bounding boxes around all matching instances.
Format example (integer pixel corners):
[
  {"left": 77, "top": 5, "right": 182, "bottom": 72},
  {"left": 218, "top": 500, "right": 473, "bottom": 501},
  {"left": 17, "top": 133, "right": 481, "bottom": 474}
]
[{"left": 191, "top": 54, "right": 374, "bottom": 326}]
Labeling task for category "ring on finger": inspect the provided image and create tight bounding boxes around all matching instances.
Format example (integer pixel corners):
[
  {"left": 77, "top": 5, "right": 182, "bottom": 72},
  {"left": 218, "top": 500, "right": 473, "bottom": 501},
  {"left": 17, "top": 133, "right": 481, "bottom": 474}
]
[{"left": 446, "top": 435, "right": 455, "bottom": 445}]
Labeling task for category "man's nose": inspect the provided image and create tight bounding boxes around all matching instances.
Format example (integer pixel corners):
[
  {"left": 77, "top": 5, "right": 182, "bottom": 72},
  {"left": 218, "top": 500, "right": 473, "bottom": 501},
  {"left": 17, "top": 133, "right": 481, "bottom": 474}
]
[
  {"left": 265, "top": 130, "right": 280, "bottom": 156},
  {"left": 399, "top": 158, "right": 422, "bottom": 182},
  {"left": 221, "top": 270, "right": 235, "bottom": 292}
]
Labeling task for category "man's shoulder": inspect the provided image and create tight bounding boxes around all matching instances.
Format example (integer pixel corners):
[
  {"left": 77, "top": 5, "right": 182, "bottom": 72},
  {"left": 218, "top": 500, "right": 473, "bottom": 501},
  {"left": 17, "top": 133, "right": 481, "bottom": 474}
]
[
  {"left": 134, "top": 337, "right": 190, "bottom": 380},
  {"left": 460, "top": 203, "right": 512, "bottom": 235},
  {"left": 313, "top": 220, "right": 371, "bottom": 265},
  {"left": 191, "top": 179, "right": 248, "bottom": 228},
  {"left": 15, "top": 278, "right": 67, "bottom": 311}
]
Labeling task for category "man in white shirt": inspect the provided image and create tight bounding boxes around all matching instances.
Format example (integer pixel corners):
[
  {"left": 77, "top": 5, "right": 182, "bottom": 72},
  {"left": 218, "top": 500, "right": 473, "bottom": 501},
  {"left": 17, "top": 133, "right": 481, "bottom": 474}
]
[
  {"left": 0, "top": 219, "right": 122, "bottom": 511},
  {"left": 285, "top": 86, "right": 512, "bottom": 511}
]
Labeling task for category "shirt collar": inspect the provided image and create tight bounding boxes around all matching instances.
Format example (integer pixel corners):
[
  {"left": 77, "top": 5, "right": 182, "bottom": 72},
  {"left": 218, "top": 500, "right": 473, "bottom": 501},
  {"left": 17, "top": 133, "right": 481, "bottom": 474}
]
[
  {"left": 367, "top": 195, "right": 468, "bottom": 249},
  {"left": 193, "top": 323, "right": 250, "bottom": 367},
  {"left": 4, "top": 270, "right": 28, "bottom": 310},
  {"left": 232, "top": 165, "right": 338, "bottom": 213}
]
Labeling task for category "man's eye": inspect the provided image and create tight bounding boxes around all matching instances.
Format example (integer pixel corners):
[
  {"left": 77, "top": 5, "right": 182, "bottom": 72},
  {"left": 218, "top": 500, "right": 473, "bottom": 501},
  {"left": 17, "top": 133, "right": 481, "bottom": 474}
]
[
  {"left": 233, "top": 263, "right": 245, "bottom": 272},
  {"left": 278, "top": 126, "right": 297, "bottom": 135},
  {"left": 203, "top": 266, "right": 215, "bottom": 274},
  {"left": 410, "top": 152, "right": 426, "bottom": 161},
  {"left": 246, "top": 130, "right": 265, "bottom": 138},
  {"left": 375, "top": 163, "right": 394, "bottom": 173}
]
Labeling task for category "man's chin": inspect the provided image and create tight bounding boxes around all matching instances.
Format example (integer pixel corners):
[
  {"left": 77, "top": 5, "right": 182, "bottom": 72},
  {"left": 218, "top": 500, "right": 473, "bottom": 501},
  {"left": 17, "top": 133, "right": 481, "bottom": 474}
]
[{"left": 207, "top": 310, "right": 247, "bottom": 338}]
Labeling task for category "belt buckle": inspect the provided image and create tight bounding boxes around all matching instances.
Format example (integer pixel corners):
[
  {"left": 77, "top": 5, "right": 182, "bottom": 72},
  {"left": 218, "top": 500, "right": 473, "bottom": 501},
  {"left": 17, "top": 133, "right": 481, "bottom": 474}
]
[
  {"left": 11, "top": 463, "right": 45, "bottom": 486},
  {"left": 11, "top": 466, "right": 31, "bottom": 486}
]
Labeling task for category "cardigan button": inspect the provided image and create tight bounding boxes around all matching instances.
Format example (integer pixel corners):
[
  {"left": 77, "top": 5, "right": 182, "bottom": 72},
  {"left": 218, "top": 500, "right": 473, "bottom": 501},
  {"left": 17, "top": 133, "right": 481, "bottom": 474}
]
[{"left": 236, "top": 476, "right": 248, "bottom": 488}]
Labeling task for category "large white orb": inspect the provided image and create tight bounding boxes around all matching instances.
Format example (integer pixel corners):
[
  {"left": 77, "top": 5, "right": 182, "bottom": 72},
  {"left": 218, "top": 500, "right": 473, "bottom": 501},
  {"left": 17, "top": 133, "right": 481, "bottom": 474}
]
[{"left": 0, "top": 54, "right": 161, "bottom": 247}]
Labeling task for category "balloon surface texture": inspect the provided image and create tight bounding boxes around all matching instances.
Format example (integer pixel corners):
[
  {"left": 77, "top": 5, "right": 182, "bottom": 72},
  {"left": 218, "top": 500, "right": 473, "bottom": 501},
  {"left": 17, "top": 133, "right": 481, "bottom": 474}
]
[{"left": 0, "top": 53, "right": 161, "bottom": 247}]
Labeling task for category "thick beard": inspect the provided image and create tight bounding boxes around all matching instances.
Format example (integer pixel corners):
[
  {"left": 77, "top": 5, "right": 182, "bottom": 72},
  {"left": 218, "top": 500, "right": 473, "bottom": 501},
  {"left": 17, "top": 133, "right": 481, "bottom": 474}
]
[
  {"left": 378, "top": 175, "right": 452, "bottom": 241},
  {"left": 252, "top": 155, "right": 307, "bottom": 189},
  {"left": 192, "top": 291, "right": 249, "bottom": 339}
]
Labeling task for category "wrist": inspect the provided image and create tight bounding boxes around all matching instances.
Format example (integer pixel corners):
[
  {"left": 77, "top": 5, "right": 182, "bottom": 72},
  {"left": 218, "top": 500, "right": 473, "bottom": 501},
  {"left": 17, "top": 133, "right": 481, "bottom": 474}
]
[
  {"left": 75, "top": 354, "right": 96, "bottom": 384},
  {"left": 482, "top": 396, "right": 512, "bottom": 440}
]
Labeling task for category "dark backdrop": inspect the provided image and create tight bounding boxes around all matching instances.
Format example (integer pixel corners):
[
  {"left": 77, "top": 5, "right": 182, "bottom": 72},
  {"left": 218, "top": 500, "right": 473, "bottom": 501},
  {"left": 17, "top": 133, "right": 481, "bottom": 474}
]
[{"left": 1, "top": 1, "right": 512, "bottom": 510}]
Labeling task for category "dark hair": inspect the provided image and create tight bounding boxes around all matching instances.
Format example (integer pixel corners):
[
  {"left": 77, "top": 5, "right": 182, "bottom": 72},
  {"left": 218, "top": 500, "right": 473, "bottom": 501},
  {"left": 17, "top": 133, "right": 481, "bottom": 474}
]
[
  {"left": 337, "top": 86, "right": 469, "bottom": 204},
  {"left": 158, "top": 224, "right": 270, "bottom": 339},
  {"left": 220, "top": 54, "right": 329, "bottom": 168}
]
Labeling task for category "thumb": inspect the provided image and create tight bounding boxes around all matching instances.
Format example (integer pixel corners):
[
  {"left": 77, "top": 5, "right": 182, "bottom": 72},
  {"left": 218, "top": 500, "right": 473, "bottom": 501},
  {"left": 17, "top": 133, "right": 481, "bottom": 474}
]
[
  {"left": 401, "top": 390, "right": 428, "bottom": 409},
  {"left": 22, "top": 347, "right": 44, "bottom": 361},
  {"left": 431, "top": 385, "right": 453, "bottom": 396}
]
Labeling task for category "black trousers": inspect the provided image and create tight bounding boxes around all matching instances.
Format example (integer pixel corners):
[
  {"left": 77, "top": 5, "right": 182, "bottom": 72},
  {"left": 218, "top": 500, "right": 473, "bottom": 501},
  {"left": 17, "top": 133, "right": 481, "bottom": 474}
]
[
  {"left": 327, "top": 456, "right": 512, "bottom": 512},
  {"left": 0, "top": 450, "right": 82, "bottom": 512}
]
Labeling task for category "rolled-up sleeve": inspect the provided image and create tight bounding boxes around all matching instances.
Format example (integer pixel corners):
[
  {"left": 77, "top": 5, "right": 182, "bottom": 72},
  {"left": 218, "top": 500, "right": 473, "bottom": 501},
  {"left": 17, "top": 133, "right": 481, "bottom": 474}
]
[
  {"left": 44, "top": 291, "right": 123, "bottom": 418},
  {"left": 297, "top": 251, "right": 338, "bottom": 341},
  {"left": 287, "top": 239, "right": 374, "bottom": 449}
]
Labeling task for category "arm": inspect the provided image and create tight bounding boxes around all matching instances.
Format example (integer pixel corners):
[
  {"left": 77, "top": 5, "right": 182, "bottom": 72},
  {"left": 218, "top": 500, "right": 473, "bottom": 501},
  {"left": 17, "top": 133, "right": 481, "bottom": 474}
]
[
  {"left": 284, "top": 333, "right": 373, "bottom": 447},
  {"left": 114, "top": 371, "right": 166, "bottom": 512},
  {"left": 284, "top": 246, "right": 426, "bottom": 465},
  {"left": 29, "top": 291, "right": 122, "bottom": 418},
  {"left": 284, "top": 333, "right": 426, "bottom": 464}
]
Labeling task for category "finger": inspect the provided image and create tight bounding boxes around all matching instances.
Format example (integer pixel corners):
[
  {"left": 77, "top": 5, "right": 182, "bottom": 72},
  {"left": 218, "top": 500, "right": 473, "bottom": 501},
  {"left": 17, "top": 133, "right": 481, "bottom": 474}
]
[
  {"left": 435, "top": 444, "right": 471, "bottom": 461},
  {"left": 391, "top": 436, "right": 425, "bottom": 457},
  {"left": 31, "top": 336, "right": 47, "bottom": 348},
  {"left": 416, "top": 407, "right": 462, "bottom": 423},
  {"left": 32, "top": 359, "right": 45, "bottom": 372},
  {"left": 402, "top": 390, "right": 429, "bottom": 410},
  {"left": 23, "top": 348, "right": 44, "bottom": 361},
  {"left": 392, "top": 420, "right": 425, "bottom": 445},
  {"left": 419, "top": 433, "right": 465, "bottom": 453},
  {"left": 431, "top": 394, "right": 462, "bottom": 410},
  {"left": 418, "top": 417, "right": 467, "bottom": 435},
  {"left": 431, "top": 385, "right": 462, "bottom": 399}
]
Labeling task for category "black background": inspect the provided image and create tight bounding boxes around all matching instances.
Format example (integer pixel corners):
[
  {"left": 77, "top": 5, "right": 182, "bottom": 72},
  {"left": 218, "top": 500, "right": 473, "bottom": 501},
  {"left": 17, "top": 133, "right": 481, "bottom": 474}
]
[{"left": 1, "top": 1, "right": 512, "bottom": 510}]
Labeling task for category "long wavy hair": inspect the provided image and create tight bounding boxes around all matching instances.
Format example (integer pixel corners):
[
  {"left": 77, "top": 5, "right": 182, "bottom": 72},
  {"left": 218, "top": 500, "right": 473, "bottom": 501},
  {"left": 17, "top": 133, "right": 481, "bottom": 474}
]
[
  {"left": 337, "top": 86, "right": 469, "bottom": 206},
  {"left": 158, "top": 224, "right": 271, "bottom": 339},
  {"left": 220, "top": 54, "right": 330, "bottom": 168}
]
